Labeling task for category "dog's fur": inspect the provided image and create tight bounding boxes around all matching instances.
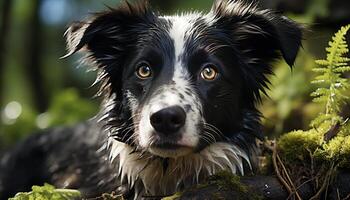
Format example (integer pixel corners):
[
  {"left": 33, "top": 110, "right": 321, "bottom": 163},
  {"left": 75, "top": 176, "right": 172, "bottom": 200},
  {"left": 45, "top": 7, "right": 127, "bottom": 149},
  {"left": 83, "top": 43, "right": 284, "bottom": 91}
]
[{"left": 0, "top": 0, "right": 302, "bottom": 199}]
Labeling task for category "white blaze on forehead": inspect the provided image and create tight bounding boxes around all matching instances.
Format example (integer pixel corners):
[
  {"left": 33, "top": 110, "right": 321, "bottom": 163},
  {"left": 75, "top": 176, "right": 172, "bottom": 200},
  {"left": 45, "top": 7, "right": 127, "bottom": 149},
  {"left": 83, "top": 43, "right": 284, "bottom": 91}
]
[
  {"left": 165, "top": 14, "right": 200, "bottom": 97},
  {"left": 164, "top": 13, "right": 201, "bottom": 60}
]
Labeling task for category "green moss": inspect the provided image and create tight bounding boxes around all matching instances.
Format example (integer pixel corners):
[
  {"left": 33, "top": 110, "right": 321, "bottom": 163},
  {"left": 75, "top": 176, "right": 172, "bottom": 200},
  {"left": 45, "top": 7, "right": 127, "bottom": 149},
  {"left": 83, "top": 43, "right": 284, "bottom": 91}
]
[
  {"left": 278, "top": 129, "right": 323, "bottom": 162},
  {"left": 208, "top": 171, "right": 247, "bottom": 193},
  {"left": 320, "top": 135, "right": 350, "bottom": 166},
  {"left": 339, "top": 122, "right": 350, "bottom": 137},
  {"left": 339, "top": 136, "right": 350, "bottom": 167},
  {"left": 207, "top": 171, "right": 262, "bottom": 200},
  {"left": 164, "top": 171, "right": 262, "bottom": 200},
  {"left": 9, "top": 184, "right": 81, "bottom": 200},
  {"left": 279, "top": 121, "right": 350, "bottom": 167},
  {"left": 162, "top": 192, "right": 182, "bottom": 200}
]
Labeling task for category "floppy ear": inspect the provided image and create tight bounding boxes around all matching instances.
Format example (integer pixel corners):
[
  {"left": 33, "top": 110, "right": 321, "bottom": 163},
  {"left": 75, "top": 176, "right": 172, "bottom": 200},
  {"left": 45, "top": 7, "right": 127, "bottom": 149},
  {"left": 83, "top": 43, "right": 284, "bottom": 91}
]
[
  {"left": 64, "top": 1, "right": 152, "bottom": 68},
  {"left": 271, "top": 16, "right": 303, "bottom": 66},
  {"left": 211, "top": 0, "right": 303, "bottom": 101},
  {"left": 212, "top": 0, "right": 303, "bottom": 67},
  {"left": 63, "top": 1, "right": 154, "bottom": 97}
]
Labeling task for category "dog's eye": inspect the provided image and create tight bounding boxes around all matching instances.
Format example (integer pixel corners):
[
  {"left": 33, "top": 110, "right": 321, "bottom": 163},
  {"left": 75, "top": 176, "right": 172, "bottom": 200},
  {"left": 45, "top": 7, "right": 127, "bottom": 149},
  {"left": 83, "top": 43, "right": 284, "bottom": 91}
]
[
  {"left": 136, "top": 63, "right": 152, "bottom": 79},
  {"left": 201, "top": 65, "right": 218, "bottom": 81}
]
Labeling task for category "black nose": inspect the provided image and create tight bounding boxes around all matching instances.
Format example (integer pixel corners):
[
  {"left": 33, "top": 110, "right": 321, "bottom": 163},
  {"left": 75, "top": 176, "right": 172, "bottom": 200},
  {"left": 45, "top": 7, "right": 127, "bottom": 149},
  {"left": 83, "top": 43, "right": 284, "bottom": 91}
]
[{"left": 150, "top": 106, "right": 186, "bottom": 135}]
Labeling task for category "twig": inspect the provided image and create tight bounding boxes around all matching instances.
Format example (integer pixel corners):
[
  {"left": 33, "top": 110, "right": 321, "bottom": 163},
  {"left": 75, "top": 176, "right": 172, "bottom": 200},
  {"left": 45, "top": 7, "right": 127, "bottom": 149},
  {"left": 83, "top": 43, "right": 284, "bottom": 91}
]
[
  {"left": 296, "top": 178, "right": 315, "bottom": 191},
  {"left": 324, "top": 122, "right": 341, "bottom": 142},
  {"left": 342, "top": 193, "right": 350, "bottom": 200},
  {"left": 310, "top": 163, "right": 335, "bottom": 200},
  {"left": 272, "top": 150, "right": 292, "bottom": 194},
  {"left": 307, "top": 148, "right": 315, "bottom": 177},
  {"left": 266, "top": 141, "right": 302, "bottom": 200},
  {"left": 276, "top": 153, "right": 303, "bottom": 200}
]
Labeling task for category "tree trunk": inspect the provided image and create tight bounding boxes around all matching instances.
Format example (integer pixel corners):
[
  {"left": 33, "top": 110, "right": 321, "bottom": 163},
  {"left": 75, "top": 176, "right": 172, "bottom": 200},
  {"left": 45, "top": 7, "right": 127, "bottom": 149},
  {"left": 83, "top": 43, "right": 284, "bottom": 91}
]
[
  {"left": 0, "top": 0, "right": 13, "bottom": 108},
  {"left": 25, "top": 0, "right": 48, "bottom": 112}
]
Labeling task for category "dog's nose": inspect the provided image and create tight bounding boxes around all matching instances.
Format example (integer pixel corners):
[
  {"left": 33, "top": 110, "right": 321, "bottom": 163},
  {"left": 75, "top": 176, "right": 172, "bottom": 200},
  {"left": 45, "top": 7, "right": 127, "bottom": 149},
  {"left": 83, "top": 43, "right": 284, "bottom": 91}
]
[{"left": 150, "top": 106, "right": 186, "bottom": 134}]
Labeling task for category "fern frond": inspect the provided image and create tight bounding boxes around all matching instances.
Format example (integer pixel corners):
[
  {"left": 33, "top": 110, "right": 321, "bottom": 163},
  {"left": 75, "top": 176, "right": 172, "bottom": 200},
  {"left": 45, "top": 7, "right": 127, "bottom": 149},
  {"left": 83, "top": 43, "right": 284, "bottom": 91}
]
[
  {"left": 334, "top": 66, "right": 350, "bottom": 73},
  {"left": 311, "top": 24, "right": 350, "bottom": 127}
]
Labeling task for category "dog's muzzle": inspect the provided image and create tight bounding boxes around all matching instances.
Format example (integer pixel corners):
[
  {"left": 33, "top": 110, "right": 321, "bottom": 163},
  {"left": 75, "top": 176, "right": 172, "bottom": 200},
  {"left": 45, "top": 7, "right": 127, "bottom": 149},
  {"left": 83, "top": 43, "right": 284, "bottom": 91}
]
[
  {"left": 136, "top": 84, "right": 202, "bottom": 157},
  {"left": 147, "top": 105, "right": 194, "bottom": 157}
]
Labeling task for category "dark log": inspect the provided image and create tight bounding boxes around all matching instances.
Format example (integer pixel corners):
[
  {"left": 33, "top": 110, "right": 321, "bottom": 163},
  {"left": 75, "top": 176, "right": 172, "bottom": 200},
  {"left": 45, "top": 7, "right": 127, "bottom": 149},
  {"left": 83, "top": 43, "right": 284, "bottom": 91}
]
[{"left": 178, "top": 170, "right": 350, "bottom": 200}]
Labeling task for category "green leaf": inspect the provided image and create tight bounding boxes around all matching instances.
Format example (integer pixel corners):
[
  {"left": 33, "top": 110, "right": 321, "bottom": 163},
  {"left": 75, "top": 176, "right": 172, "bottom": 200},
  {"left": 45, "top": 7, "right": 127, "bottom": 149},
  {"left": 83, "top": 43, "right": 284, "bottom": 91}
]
[{"left": 9, "top": 184, "right": 81, "bottom": 200}]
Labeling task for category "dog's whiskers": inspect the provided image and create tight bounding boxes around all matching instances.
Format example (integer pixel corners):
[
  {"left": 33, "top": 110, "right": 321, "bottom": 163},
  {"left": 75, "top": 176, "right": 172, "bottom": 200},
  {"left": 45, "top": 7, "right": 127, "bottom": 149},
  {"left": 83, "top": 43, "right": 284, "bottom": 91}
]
[
  {"left": 199, "top": 133, "right": 214, "bottom": 144},
  {"left": 203, "top": 122, "right": 225, "bottom": 140}
]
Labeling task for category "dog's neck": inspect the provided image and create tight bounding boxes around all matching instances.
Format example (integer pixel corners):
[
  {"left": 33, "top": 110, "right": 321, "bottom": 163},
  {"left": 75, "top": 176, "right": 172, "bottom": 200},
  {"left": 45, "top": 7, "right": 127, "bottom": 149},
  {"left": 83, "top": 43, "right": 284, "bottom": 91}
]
[{"left": 106, "top": 139, "right": 251, "bottom": 197}]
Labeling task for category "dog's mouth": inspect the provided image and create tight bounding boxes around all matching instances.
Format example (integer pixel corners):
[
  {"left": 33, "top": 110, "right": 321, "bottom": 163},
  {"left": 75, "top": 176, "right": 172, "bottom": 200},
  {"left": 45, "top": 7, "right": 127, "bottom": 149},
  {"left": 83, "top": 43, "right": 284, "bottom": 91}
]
[
  {"left": 148, "top": 140, "right": 194, "bottom": 158},
  {"left": 152, "top": 141, "right": 190, "bottom": 150}
]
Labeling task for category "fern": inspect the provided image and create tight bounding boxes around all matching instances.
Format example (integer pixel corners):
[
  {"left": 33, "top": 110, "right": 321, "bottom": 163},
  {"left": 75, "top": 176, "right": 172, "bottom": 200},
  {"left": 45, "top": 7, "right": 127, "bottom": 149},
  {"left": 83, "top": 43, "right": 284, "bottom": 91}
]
[
  {"left": 279, "top": 24, "right": 350, "bottom": 166},
  {"left": 311, "top": 24, "right": 350, "bottom": 127}
]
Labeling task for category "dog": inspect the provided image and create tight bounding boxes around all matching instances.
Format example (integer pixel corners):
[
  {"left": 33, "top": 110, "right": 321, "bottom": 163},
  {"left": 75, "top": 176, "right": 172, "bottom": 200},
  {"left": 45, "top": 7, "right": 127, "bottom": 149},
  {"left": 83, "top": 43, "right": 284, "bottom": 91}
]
[{"left": 0, "top": 0, "right": 302, "bottom": 199}]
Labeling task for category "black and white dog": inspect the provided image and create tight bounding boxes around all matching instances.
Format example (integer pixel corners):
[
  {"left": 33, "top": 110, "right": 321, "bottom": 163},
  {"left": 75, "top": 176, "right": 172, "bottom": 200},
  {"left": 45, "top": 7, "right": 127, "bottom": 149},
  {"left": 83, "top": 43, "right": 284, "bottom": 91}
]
[{"left": 0, "top": 0, "right": 302, "bottom": 199}]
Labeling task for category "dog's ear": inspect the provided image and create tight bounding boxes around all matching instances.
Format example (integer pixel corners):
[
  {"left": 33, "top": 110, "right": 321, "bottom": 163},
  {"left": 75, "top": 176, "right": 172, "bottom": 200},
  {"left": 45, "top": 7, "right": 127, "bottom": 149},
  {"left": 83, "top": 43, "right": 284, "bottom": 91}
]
[
  {"left": 63, "top": 1, "right": 152, "bottom": 67},
  {"left": 64, "top": 1, "right": 153, "bottom": 97},
  {"left": 211, "top": 0, "right": 303, "bottom": 67}
]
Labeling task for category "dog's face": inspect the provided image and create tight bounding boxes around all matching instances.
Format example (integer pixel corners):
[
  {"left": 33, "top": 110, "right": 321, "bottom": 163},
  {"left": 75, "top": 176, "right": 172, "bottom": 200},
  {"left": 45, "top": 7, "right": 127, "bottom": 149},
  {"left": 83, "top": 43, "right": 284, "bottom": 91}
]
[
  {"left": 65, "top": 1, "right": 301, "bottom": 158},
  {"left": 121, "top": 13, "right": 250, "bottom": 158}
]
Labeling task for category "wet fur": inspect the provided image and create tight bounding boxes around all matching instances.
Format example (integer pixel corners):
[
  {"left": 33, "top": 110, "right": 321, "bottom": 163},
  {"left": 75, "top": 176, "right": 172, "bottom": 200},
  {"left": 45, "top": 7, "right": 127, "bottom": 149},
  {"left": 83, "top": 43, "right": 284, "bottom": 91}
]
[{"left": 0, "top": 0, "right": 302, "bottom": 199}]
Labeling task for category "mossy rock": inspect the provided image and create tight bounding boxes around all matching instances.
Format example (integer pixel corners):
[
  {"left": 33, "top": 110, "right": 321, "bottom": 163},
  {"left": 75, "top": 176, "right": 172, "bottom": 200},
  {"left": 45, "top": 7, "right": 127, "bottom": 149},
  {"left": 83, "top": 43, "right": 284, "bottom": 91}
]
[
  {"left": 278, "top": 121, "right": 350, "bottom": 167},
  {"left": 165, "top": 171, "right": 262, "bottom": 200}
]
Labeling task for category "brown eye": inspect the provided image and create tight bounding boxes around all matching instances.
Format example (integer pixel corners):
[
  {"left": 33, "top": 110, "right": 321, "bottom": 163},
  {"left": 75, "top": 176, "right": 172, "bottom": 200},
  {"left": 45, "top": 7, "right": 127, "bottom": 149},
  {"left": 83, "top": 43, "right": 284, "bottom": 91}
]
[
  {"left": 136, "top": 63, "right": 152, "bottom": 79},
  {"left": 201, "top": 65, "right": 218, "bottom": 81}
]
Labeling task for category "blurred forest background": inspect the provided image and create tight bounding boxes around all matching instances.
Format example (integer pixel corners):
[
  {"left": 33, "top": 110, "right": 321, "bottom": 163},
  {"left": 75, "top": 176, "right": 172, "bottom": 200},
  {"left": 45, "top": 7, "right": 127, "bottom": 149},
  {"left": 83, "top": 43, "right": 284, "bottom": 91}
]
[{"left": 1, "top": 0, "right": 350, "bottom": 151}]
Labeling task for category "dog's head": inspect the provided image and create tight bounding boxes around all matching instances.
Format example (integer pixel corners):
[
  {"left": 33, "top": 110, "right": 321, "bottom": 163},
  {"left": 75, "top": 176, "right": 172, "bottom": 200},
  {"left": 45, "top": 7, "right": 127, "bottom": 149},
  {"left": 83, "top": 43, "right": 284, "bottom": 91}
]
[{"left": 65, "top": 0, "right": 302, "bottom": 159}]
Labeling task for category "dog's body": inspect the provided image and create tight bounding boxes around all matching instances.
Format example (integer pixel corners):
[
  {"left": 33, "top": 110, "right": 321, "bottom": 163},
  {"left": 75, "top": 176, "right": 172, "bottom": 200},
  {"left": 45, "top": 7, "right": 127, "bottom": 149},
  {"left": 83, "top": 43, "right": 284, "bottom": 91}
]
[{"left": 0, "top": 0, "right": 302, "bottom": 199}]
